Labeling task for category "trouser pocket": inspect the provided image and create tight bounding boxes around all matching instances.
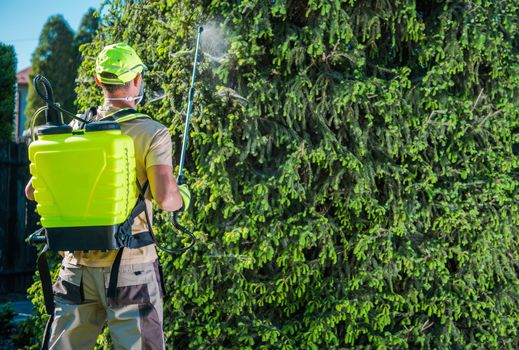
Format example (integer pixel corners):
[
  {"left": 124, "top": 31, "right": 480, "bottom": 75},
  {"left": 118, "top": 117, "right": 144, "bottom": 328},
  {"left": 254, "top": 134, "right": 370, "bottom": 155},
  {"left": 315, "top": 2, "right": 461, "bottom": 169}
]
[
  {"left": 104, "top": 261, "right": 158, "bottom": 307},
  {"left": 53, "top": 262, "right": 83, "bottom": 304}
]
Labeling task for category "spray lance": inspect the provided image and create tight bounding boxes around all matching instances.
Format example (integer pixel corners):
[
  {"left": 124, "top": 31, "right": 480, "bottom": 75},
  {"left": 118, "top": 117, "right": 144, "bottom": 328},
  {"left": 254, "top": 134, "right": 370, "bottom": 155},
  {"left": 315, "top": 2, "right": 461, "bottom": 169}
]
[
  {"left": 178, "top": 26, "right": 203, "bottom": 185},
  {"left": 161, "top": 26, "right": 204, "bottom": 253}
]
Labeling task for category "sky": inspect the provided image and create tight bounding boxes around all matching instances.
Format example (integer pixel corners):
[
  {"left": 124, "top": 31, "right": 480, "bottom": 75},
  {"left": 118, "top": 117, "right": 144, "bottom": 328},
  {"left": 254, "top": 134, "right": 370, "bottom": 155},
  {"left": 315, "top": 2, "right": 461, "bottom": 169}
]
[{"left": 0, "top": 0, "right": 103, "bottom": 72}]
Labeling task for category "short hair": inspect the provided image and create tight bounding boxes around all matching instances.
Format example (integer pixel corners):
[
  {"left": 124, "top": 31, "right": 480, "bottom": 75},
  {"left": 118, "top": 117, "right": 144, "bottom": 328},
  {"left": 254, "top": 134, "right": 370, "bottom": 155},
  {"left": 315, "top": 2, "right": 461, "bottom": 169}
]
[{"left": 99, "top": 72, "right": 130, "bottom": 93}]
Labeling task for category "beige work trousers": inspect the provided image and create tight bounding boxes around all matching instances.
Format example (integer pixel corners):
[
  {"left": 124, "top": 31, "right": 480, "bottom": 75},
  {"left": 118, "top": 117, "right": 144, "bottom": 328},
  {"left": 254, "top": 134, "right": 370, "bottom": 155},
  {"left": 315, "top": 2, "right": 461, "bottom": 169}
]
[{"left": 48, "top": 259, "right": 165, "bottom": 350}]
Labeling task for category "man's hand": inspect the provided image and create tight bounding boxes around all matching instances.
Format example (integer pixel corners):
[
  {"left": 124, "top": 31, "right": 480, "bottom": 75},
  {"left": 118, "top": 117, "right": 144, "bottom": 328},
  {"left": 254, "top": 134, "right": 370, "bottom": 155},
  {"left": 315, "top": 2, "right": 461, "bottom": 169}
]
[{"left": 25, "top": 178, "right": 35, "bottom": 201}]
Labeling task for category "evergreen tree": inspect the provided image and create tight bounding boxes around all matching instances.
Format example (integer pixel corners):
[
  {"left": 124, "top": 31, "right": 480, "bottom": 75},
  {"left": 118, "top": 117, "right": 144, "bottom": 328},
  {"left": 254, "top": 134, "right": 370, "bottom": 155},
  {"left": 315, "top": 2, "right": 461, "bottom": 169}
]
[
  {"left": 25, "top": 15, "right": 76, "bottom": 124},
  {"left": 0, "top": 43, "right": 17, "bottom": 141},
  {"left": 73, "top": 8, "right": 100, "bottom": 64},
  {"left": 26, "top": 1, "right": 518, "bottom": 349}
]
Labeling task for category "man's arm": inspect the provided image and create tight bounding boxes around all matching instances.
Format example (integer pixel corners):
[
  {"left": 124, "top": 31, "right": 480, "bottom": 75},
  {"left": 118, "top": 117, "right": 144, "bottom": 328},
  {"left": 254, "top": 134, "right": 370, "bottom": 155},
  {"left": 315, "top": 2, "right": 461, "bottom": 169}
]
[
  {"left": 25, "top": 178, "right": 35, "bottom": 201},
  {"left": 146, "top": 165, "right": 183, "bottom": 212}
]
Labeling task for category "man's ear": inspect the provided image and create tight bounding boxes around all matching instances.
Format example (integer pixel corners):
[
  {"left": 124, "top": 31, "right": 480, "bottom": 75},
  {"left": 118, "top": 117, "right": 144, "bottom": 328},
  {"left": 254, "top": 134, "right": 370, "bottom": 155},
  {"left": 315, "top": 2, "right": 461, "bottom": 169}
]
[
  {"left": 133, "top": 74, "right": 141, "bottom": 87},
  {"left": 95, "top": 76, "right": 103, "bottom": 87}
]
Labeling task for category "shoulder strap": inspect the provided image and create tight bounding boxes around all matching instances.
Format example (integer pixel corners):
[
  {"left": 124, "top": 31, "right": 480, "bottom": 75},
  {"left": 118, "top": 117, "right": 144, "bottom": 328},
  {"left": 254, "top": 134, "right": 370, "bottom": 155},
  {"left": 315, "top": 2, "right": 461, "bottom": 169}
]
[
  {"left": 76, "top": 106, "right": 98, "bottom": 129},
  {"left": 33, "top": 238, "right": 54, "bottom": 350},
  {"left": 101, "top": 108, "right": 151, "bottom": 123},
  {"left": 136, "top": 179, "right": 149, "bottom": 199}
]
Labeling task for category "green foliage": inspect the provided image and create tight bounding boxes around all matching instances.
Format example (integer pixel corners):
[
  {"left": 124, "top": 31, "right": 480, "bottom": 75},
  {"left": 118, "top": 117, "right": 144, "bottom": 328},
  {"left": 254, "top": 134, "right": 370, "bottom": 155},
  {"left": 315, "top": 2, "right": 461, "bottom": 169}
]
[
  {"left": 0, "top": 300, "right": 44, "bottom": 350},
  {"left": 0, "top": 43, "right": 17, "bottom": 141},
  {"left": 27, "top": 0, "right": 518, "bottom": 348},
  {"left": 25, "top": 15, "right": 77, "bottom": 124},
  {"left": 0, "top": 303, "right": 27, "bottom": 350},
  {"left": 0, "top": 303, "right": 16, "bottom": 339}
]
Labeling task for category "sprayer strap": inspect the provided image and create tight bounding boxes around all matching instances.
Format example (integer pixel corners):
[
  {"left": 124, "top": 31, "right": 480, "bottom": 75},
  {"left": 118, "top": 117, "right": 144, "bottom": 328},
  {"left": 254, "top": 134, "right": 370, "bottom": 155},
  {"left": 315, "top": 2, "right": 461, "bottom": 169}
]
[
  {"left": 136, "top": 179, "right": 149, "bottom": 199},
  {"left": 77, "top": 107, "right": 98, "bottom": 129},
  {"left": 115, "top": 207, "right": 155, "bottom": 248},
  {"left": 108, "top": 180, "right": 154, "bottom": 302},
  {"left": 37, "top": 243, "right": 53, "bottom": 316},
  {"left": 101, "top": 108, "right": 150, "bottom": 123},
  {"left": 108, "top": 187, "right": 153, "bottom": 301},
  {"left": 107, "top": 248, "right": 124, "bottom": 300},
  {"left": 115, "top": 183, "right": 152, "bottom": 249},
  {"left": 36, "top": 242, "right": 54, "bottom": 350}
]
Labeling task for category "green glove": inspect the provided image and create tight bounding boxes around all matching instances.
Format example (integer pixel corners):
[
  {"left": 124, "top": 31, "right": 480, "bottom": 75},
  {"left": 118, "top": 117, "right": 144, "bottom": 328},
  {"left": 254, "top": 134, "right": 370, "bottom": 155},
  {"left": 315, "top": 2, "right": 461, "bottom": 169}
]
[{"left": 178, "top": 184, "right": 191, "bottom": 212}]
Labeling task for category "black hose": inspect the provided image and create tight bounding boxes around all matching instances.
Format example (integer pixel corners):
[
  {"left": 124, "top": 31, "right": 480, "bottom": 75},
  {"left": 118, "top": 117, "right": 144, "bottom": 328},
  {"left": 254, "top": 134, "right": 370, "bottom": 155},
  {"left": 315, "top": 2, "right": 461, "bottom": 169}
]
[
  {"left": 170, "top": 212, "right": 196, "bottom": 252},
  {"left": 33, "top": 75, "right": 53, "bottom": 102},
  {"left": 34, "top": 75, "right": 61, "bottom": 125},
  {"left": 142, "top": 199, "right": 196, "bottom": 254},
  {"left": 33, "top": 75, "right": 90, "bottom": 125}
]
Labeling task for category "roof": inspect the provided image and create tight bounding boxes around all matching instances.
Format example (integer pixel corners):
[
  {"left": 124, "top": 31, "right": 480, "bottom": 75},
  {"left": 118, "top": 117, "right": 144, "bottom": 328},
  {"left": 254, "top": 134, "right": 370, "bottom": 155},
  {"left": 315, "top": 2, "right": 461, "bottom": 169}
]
[{"left": 17, "top": 67, "right": 31, "bottom": 85}]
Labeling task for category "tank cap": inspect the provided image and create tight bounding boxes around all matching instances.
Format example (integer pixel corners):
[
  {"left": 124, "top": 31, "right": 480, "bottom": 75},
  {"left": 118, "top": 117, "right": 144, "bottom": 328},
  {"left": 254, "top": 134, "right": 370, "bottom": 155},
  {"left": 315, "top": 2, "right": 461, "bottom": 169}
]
[
  {"left": 37, "top": 124, "right": 73, "bottom": 136},
  {"left": 85, "top": 121, "right": 121, "bottom": 132}
]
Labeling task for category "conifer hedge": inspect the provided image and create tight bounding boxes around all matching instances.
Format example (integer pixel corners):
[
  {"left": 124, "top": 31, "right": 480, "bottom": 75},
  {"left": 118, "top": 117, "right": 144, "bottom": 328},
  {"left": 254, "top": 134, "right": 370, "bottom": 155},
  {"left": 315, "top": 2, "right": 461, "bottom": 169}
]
[{"left": 27, "top": 0, "right": 518, "bottom": 349}]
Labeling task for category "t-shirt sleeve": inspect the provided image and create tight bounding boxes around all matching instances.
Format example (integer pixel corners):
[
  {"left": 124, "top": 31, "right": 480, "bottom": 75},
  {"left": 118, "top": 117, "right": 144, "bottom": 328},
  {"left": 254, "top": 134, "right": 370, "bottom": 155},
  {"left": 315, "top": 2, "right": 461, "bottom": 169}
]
[{"left": 145, "top": 127, "right": 173, "bottom": 168}]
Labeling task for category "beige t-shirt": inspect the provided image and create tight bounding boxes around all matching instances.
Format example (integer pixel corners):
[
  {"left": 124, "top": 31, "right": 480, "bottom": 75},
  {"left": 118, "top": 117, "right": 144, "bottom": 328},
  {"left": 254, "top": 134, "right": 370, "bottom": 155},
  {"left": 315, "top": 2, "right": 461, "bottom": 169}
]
[{"left": 63, "top": 105, "right": 173, "bottom": 267}]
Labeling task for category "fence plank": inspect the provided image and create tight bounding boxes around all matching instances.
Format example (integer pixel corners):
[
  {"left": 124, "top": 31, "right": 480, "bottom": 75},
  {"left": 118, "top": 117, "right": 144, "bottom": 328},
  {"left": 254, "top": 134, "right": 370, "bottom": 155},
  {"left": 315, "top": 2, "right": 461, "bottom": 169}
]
[{"left": 0, "top": 141, "right": 37, "bottom": 293}]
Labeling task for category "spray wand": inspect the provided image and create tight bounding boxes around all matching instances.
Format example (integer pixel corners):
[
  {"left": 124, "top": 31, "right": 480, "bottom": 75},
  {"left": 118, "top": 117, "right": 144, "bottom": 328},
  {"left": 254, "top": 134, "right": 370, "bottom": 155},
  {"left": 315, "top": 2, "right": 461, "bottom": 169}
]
[
  {"left": 178, "top": 26, "right": 203, "bottom": 185},
  {"left": 164, "top": 26, "right": 204, "bottom": 253}
]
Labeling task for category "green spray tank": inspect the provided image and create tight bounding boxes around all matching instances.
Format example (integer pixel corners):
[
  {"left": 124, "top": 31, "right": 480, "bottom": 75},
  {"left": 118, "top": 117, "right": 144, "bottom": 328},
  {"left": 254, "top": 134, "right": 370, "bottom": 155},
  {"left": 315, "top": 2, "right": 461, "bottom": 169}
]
[{"left": 28, "top": 75, "right": 138, "bottom": 251}]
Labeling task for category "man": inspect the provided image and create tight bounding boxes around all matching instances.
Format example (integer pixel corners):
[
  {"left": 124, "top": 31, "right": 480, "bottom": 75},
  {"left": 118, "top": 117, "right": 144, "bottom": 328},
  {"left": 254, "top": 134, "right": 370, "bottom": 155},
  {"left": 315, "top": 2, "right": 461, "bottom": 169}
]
[{"left": 25, "top": 43, "right": 189, "bottom": 349}]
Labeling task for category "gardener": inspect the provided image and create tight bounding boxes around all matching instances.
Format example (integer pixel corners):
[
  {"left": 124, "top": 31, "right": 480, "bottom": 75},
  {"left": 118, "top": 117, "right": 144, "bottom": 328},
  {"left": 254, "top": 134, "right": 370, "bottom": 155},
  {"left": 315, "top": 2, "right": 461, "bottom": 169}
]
[{"left": 25, "top": 43, "right": 190, "bottom": 349}]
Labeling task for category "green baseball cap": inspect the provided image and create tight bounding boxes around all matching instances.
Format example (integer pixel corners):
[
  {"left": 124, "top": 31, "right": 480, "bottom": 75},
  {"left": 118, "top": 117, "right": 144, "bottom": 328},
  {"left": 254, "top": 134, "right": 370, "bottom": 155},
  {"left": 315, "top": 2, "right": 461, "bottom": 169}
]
[{"left": 96, "top": 43, "right": 146, "bottom": 84}]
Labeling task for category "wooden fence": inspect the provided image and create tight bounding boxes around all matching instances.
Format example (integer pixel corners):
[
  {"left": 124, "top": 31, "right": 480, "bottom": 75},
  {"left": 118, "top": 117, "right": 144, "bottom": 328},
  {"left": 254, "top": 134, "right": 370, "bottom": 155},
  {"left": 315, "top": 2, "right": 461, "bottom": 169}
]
[{"left": 0, "top": 141, "right": 38, "bottom": 294}]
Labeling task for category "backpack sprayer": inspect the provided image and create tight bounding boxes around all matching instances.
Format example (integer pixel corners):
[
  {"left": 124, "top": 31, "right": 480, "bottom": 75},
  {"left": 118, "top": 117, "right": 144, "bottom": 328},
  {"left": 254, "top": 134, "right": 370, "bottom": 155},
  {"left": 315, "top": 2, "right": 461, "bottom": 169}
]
[{"left": 28, "top": 27, "right": 205, "bottom": 254}]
